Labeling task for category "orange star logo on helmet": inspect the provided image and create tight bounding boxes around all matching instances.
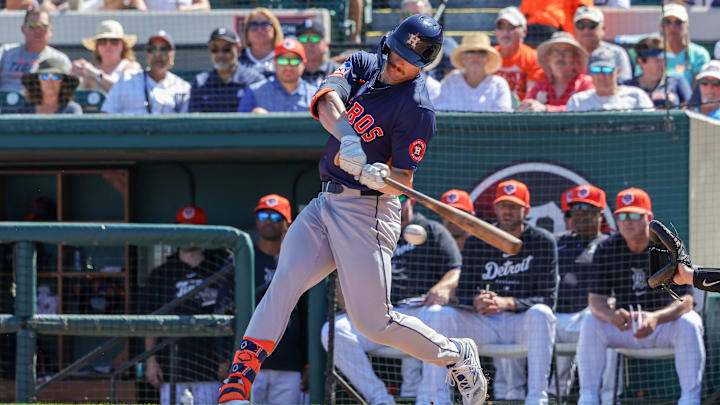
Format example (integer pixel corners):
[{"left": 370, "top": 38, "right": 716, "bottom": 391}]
[{"left": 406, "top": 33, "right": 421, "bottom": 49}]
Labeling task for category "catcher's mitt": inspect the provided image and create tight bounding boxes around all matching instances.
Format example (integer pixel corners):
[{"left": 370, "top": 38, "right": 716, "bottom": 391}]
[{"left": 648, "top": 219, "right": 691, "bottom": 301}]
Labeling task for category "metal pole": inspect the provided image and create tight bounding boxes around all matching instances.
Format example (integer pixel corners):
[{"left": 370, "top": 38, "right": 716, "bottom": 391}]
[
  {"left": 15, "top": 242, "right": 37, "bottom": 403},
  {"left": 324, "top": 271, "right": 337, "bottom": 405}
]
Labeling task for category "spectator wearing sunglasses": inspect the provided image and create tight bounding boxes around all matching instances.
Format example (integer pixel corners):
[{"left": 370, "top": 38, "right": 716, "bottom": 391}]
[
  {"left": 237, "top": 38, "right": 316, "bottom": 114},
  {"left": 239, "top": 8, "right": 284, "bottom": 79},
  {"left": 320, "top": 192, "right": 463, "bottom": 404},
  {"left": 577, "top": 187, "right": 702, "bottom": 405},
  {"left": 189, "top": 28, "right": 264, "bottom": 113},
  {"left": 102, "top": 31, "right": 190, "bottom": 114},
  {"left": 567, "top": 49, "right": 653, "bottom": 112},
  {"left": 297, "top": 19, "right": 339, "bottom": 88},
  {"left": 572, "top": 6, "right": 632, "bottom": 82},
  {"left": 519, "top": 32, "right": 593, "bottom": 112},
  {"left": 72, "top": 20, "right": 141, "bottom": 93},
  {"left": 693, "top": 61, "right": 720, "bottom": 120},
  {"left": 217, "top": 194, "right": 308, "bottom": 405},
  {"left": 622, "top": 36, "right": 691, "bottom": 109},
  {"left": 660, "top": 3, "right": 709, "bottom": 87},
  {"left": 433, "top": 33, "right": 512, "bottom": 112},
  {"left": 493, "top": 7, "right": 544, "bottom": 101},
  {"left": 0, "top": 9, "right": 71, "bottom": 92},
  {"left": 19, "top": 57, "right": 81, "bottom": 114}
]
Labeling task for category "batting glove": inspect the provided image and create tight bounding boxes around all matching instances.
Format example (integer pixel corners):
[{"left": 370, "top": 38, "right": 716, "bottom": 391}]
[
  {"left": 338, "top": 136, "right": 366, "bottom": 179},
  {"left": 359, "top": 163, "right": 389, "bottom": 190}
]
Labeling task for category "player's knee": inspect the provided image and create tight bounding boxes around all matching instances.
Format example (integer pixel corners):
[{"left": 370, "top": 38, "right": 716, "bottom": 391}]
[
  {"left": 417, "top": 304, "right": 451, "bottom": 327},
  {"left": 320, "top": 321, "right": 329, "bottom": 350},
  {"left": 675, "top": 311, "right": 704, "bottom": 340},
  {"left": 526, "top": 304, "right": 555, "bottom": 326},
  {"left": 579, "top": 312, "right": 604, "bottom": 338}
]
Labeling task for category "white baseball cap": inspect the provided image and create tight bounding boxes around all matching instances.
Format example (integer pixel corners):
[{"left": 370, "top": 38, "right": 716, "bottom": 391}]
[
  {"left": 697, "top": 60, "right": 720, "bottom": 81},
  {"left": 496, "top": 6, "right": 526, "bottom": 29},
  {"left": 574, "top": 6, "right": 604, "bottom": 24},
  {"left": 661, "top": 3, "right": 688, "bottom": 23}
]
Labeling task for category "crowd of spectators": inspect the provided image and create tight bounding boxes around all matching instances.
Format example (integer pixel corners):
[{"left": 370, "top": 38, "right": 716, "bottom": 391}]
[{"left": 1, "top": 2, "right": 719, "bottom": 119}]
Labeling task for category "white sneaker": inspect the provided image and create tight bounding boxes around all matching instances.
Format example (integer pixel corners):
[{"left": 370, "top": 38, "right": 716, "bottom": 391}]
[{"left": 446, "top": 338, "right": 487, "bottom": 405}]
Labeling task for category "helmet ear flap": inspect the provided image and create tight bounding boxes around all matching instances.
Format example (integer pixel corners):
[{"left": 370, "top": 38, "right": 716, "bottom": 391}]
[{"left": 377, "top": 33, "right": 389, "bottom": 70}]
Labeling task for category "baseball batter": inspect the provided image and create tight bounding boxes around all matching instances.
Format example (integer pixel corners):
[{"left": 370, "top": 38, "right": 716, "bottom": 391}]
[
  {"left": 217, "top": 15, "right": 486, "bottom": 405},
  {"left": 577, "top": 188, "right": 704, "bottom": 405},
  {"left": 417, "top": 180, "right": 558, "bottom": 405}
]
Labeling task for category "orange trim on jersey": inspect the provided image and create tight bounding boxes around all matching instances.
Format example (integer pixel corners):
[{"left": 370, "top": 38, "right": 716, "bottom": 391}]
[{"left": 310, "top": 88, "right": 335, "bottom": 120}]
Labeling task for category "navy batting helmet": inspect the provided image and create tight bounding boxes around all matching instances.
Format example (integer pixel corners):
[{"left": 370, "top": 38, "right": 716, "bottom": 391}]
[{"left": 382, "top": 14, "right": 443, "bottom": 68}]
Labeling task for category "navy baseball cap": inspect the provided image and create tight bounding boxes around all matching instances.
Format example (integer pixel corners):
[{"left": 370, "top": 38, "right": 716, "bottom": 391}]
[
  {"left": 148, "top": 30, "right": 175, "bottom": 49},
  {"left": 209, "top": 27, "right": 240, "bottom": 44},
  {"left": 588, "top": 49, "right": 615, "bottom": 68},
  {"left": 298, "top": 18, "right": 325, "bottom": 37}
]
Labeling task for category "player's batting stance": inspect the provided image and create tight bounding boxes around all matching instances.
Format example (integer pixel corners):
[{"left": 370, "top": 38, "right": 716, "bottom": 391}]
[{"left": 217, "top": 15, "right": 487, "bottom": 405}]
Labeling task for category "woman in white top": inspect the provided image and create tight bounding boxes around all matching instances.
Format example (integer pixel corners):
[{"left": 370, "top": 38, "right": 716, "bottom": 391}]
[
  {"left": 433, "top": 32, "right": 512, "bottom": 112},
  {"left": 72, "top": 20, "right": 142, "bottom": 93},
  {"left": 238, "top": 8, "right": 284, "bottom": 78}
]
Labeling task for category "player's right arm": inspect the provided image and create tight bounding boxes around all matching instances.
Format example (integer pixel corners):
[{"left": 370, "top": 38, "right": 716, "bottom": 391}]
[{"left": 589, "top": 292, "right": 630, "bottom": 331}]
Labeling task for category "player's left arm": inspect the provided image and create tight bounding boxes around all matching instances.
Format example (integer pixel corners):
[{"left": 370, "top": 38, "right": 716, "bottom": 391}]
[
  {"left": 512, "top": 232, "right": 559, "bottom": 312},
  {"left": 634, "top": 295, "right": 693, "bottom": 338}
]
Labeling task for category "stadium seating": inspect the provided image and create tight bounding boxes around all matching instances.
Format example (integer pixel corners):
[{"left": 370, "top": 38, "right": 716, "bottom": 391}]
[
  {"left": 0, "top": 90, "right": 25, "bottom": 114},
  {"left": 74, "top": 90, "right": 107, "bottom": 114}
]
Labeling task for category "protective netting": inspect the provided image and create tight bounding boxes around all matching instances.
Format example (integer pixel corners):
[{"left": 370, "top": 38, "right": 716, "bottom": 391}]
[
  {"left": 0, "top": 224, "right": 248, "bottom": 404},
  {"left": 324, "top": 111, "right": 720, "bottom": 405}
]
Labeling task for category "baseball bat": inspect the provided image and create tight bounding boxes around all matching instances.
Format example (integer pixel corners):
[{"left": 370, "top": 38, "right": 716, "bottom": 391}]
[{"left": 333, "top": 154, "right": 522, "bottom": 255}]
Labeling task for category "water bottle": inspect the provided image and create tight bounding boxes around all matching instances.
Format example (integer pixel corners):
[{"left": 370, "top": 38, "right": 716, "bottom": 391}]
[
  {"left": 180, "top": 388, "right": 193, "bottom": 405},
  {"left": 73, "top": 250, "right": 82, "bottom": 272}
]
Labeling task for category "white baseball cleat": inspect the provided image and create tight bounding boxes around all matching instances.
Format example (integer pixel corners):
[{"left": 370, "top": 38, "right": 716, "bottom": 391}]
[{"left": 446, "top": 338, "right": 487, "bottom": 405}]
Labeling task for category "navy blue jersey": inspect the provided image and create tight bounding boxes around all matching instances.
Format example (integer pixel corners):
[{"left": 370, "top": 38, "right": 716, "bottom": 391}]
[
  {"left": 311, "top": 51, "right": 436, "bottom": 191},
  {"left": 302, "top": 58, "right": 339, "bottom": 87},
  {"left": 390, "top": 213, "right": 462, "bottom": 304},
  {"left": 591, "top": 233, "right": 692, "bottom": 311},
  {"left": 139, "top": 249, "right": 233, "bottom": 382},
  {"left": 457, "top": 223, "right": 558, "bottom": 312},
  {"left": 622, "top": 75, "right": 692, "bottom": 108},
  {"left": 189, "top": 66, "right": 264, "bottom": 112},
  {"left": 555, "top": 231, "right": 610, "bottom": 314}
]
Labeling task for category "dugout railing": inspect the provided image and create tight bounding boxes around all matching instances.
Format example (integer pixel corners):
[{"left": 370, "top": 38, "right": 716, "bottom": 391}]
[{"left": 0, "top": 222, "right": 253, "bottom": 403}]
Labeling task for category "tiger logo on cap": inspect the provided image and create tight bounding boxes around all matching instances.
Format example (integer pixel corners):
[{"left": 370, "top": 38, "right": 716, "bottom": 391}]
[
  {"left": 182, "top": 207, "right": 196, "bottom": 219},
  {"left": 266, "top": 197, "right": 278, "bottom": 207}
]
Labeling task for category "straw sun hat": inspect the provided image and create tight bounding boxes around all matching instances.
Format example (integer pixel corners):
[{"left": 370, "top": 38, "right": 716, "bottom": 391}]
[
  {"left": 536, "top": 31, "right": 588, "bottom": 76},
  {"left": 449, "top": 32, "right": 501, "bottom": 74},
  {"left": 82, "top": 20, "right": 137, "bottom": 52}
]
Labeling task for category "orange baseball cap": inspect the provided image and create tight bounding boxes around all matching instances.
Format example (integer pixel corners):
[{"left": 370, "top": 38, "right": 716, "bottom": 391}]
[
  {"left": 561, "top": 186, "right": 576, "bottom": 212},
  {"left": 614, "top": 187, "right": 652, "bottom": 216},
  {"left": 569, "top": 184, "right": 606, "bottom": 209},
  {"left": 275, "top": 38, "right": 306, "bottom": 62},
  {"left": 176, "top": 205, "right": 207, "bottom": 225},
  {"left": 441, "top": 189, "right": 475, "bottom": 215},
  {"left": 255, "top": 194, "right": 292, "bottom": 224},
  {"left": 493, "top": 180, "right": 530, "bottom": 208}
]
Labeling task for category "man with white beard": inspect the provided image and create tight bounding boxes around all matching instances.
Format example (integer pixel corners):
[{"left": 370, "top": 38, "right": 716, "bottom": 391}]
[
  {"left": 189, "top": 27, "right": 264, "bottom": 112},
  {"left": 418, "top": 179, "right": 558, "bottom": 405}
]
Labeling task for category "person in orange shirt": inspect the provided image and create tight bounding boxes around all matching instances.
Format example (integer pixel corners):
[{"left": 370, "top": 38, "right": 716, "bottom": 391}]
[
  {"left": 494, "top": 6, "right": 545, "bottom": 100},
  {"left": 521, "top": 0, "right": 593, "bottom": 46}
]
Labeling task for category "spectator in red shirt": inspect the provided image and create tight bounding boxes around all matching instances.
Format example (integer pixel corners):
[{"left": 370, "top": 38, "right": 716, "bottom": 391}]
[
  {"left": 518, "top": 32, "right": 592, "bottom": 112},
  {"left": 494, "top": 6, "right": 545, "bottom": 100}
]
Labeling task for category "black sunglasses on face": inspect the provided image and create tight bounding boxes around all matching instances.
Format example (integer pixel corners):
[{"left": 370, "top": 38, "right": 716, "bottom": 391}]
[
  {"left": 210, "top": 45, "right": 234, "bottom": 54},
  {"left": 257, "top": 211, "right": 283, "bottom": 223},
  {"left": 147, "top": 45, "right": 172, "bottom": 55},
  {"left": 465, "top": 50, "right": 487, "bottom": 56},
  {"left": 97, "top": 38, "right": 121, "bottom": 46},
  {"left": 249, "top": 21, "right": 272, "bottom": 30},
  {"left": 662, "top": 19, "right": 684, "bottom": 27},
  {"left": 575, "top": 20, "right": 599, "bottom": 30},
  {"left": 616, "top": 212, "right": 643, "bottom": 221},
  {"left": 495, "top": 21, "right": 518, "bottom": 31},
  {"left": 570, "top": 202, "right": 601, "bottom": 212}
]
